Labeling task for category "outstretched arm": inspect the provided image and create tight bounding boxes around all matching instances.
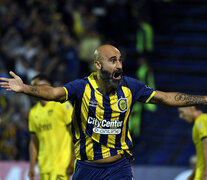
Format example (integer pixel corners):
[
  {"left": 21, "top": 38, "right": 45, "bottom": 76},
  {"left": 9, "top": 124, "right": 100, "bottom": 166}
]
[
  {"left": 0, "top": 71, "right": 66, "bottom": 102},
  {"left": 149, "top": 91, "right": 207, "bottom": 107}
]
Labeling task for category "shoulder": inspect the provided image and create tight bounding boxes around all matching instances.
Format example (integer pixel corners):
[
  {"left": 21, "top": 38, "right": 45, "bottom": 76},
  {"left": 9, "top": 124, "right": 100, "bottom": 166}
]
[
  {"left": 122, "top": 76, "right": 139, "bottom": 82},
  {"left": 29, "top": 102, "right": 41, "bottom": 122},
  {"left": 121, "top": 76, "right": 145, "bottom": 88},
  {"left": 30, "top": 102, "right": 40, "bottom": 113},
  {"left": 63, "top": 78, "right": 88, "bottom": 99},
  {"left": 195, "top": 114, "right": 207, "bottom": 129},
  {"left": 196, "top": 114, "right": 207, "bottom": 123},
  {"left": 60, "top": 101, "right": 73, "bottom": 111},
  {"left": 64, "top": 78, "right": 87, "bottom": 89}
]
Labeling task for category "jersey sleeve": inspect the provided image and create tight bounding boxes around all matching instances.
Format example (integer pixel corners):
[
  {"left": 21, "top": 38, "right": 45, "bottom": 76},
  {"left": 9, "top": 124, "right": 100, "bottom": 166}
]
[
  {"left": 124, "top": 76, "right": 156, "bottom": 104},
  {"left": 61, "top": 101, "right": 74, "bottom": 125},
  {"left": 28, "top": 109, "right": 36, "bottom": 133},
  {"left": 63, "top": 79, "right": 85, "bottom": 102},
  {"left": 196, "top": 115, "right": 207, "bottom": 140}
]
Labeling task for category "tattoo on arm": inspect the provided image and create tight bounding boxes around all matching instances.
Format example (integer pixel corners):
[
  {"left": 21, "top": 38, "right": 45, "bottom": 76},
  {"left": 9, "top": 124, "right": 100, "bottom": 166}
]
[
  {"left": 150, "top": 96, "right": 164, "bottom": 104},
  {"left": 30, "top": 87, "right": 40, "bottom": 94},
  {"left": 174, "top": 93, "right": 206, "bottom": 105}
]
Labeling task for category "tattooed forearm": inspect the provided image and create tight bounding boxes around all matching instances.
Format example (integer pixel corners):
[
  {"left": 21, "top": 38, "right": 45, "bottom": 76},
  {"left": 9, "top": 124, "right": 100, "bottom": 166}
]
[
  {"left": 149, "top": 91, "right": 207, "bottom": 107},
  {"left": 23, "top": 84, "right": 60, "bottom": 101},
  {"left": 150, "top": 96, "right": 164, "bottom": 104},
  {"left": 30, "top": 86, "right": 40, "bottom": 94},
  {"left": 174, "top": 93, "right": 207, "bottom": 105}
]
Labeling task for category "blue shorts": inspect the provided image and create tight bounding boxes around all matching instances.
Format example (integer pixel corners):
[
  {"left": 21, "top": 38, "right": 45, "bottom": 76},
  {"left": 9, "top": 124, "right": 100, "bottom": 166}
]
[{"left": 72, "top": 157, "right": 133, "bottom": 180}]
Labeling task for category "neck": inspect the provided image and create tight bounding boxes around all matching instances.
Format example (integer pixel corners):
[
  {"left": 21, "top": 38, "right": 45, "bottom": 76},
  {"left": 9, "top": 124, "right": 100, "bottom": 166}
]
[
  {"left": 194, "top": 110, "right": 202, "bottom": 119},
  {"left": 40, "top": 100, "right": 48, "bottom": 106},
  {"left": 96, "top": 73, "right": 112, "bottom": 94}
]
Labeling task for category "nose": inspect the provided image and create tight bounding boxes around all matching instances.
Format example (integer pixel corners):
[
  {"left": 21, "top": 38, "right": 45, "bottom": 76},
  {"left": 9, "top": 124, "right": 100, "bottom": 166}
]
[{"left": 116, "top": 60, "right": 122, "bottom": 69}]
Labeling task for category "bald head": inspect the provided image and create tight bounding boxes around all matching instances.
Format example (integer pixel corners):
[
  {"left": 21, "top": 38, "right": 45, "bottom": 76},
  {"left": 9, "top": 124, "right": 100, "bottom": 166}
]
[
  {"left": 93, "top": 44, "right": 123, "bottom": 89},
  {"left": 94, "top": 45, "right": 120, "bottom": 63}
]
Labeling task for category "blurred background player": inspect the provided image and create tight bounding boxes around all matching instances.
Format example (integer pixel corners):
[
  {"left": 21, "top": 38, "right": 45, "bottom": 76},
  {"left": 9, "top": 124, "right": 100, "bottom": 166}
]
[
  {"left": 129, "top": 56, "right": 156, "bottom": 138},
  {"left": 178, "top": 106, "right": 207, "bottom": 180},
  {"left": 28, "top": 74, "right": 74, "bottom": 180}
]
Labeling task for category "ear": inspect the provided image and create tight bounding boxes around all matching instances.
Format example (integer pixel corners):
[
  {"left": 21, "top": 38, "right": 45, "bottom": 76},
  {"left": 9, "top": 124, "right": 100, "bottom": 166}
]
[{"left": 94, "top": 61, "right": 102, "bottom": 70}]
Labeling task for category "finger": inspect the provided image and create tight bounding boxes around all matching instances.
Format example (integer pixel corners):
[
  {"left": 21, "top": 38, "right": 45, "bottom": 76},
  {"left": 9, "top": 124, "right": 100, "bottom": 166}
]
[
  {"left": 0, "top": 86, "right": 9, "bottom": 90},
  {"left": 0, "top": 84, "right": 10, "bottom": 88},
  {"left": 1, "top": 85, "right": 11, "bottom": 90},
  {"left": 0, "top": 77, "right": 9, "bottom": 82},
  {"left": 0, "top": 82, "right": 9, "bottom": 86},
  {"left": 9, "top": 71, "right": 17, "bottom": 78}
]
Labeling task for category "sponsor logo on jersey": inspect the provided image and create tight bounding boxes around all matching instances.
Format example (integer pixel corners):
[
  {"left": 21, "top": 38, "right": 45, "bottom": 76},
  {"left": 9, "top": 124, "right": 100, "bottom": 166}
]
[
  {"left": 93, "top": 127, "right": 121, "bottom": 135},
  {"left": 89, "top": 100, "right": 98, "bottom": 107},
  {"left": 38, "top": 123, "right": 52, "bottom": 132},
  {"left": 87, "top": 117, "right": 122, "bottom": 135}
]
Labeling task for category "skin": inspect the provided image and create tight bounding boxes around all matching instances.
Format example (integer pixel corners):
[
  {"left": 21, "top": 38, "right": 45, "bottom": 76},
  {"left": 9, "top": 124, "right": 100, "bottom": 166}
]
[
  {"left": 178, "top": 107, "right": 200, "bottom": 124},
  {"left": 203, "top": 138, "right": 207, "bottom": 180},
  {"left": 30, "top": 78, "right": 51, "bottom": 105},
  {"left": 94, "top": 45, "right": 123, "bottom": 93},
  {"left": 28, "top": 134, "right": 38, "bottom": 180},
  {"left": 178, "top": 107, "right": 207, "bottom": 180},
  {"left": 0, "top": 44, "right": 207, "bottom": 107}
]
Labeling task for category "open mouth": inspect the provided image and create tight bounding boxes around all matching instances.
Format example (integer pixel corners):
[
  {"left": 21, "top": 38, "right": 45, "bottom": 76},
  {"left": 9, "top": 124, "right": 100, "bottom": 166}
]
[{"left": 113, "top": 71, "right": 122, "bottom": 80}]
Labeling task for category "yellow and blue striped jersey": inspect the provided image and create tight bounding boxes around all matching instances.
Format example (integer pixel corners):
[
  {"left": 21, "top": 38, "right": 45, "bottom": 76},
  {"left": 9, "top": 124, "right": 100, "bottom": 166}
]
[
  {"left": 29, "top": 101, "right": 73, "bottom": 173},
  {"left": 63, "top": 72, "right": 155, "bottom": 161},
  {"left": 192, "top": 114, "right": 207, "bottom": 180}
]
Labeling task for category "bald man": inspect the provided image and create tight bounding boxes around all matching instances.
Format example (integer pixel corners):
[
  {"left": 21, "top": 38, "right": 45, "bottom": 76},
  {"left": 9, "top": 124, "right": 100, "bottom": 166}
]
[{"left": 1, "top": 44, "right": 207, "bottom": 180}]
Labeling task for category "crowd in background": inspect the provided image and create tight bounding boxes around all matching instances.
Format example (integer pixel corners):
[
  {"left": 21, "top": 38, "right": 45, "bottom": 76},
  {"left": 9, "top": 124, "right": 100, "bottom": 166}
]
[{"left": 0, "top": 0, "right": 169, "bottom": 160}]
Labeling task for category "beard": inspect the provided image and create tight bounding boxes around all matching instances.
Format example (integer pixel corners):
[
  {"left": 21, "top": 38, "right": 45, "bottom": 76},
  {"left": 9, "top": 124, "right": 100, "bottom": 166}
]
[{"left": 100, "top": 66, "right": 122, "bottom": 88}]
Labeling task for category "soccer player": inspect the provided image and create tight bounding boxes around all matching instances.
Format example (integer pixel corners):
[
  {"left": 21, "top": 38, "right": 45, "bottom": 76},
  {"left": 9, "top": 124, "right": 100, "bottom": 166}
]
[
  {"left": 1, "top": 44, "right": 207, "bottom": 180},
  {"left": 178, "top": 106, "right": 207, "bottom": 180},
  {"left": 27, "top": 74, "right": 74, "bottom": 180}
]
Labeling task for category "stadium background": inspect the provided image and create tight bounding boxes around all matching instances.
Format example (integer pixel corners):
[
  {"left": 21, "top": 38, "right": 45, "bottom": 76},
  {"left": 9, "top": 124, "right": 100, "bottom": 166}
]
[{"left": 1, "top": 0, "right": 207, "bottom": 179}]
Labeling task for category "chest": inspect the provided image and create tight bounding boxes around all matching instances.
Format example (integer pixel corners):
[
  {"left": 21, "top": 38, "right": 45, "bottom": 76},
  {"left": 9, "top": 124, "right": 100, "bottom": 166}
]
[
  {"left": 79, "top": 88, "right": 132, "bottom": 120},
  {"left": 31, "top": 105, "right": 64, "bottom": 132}
]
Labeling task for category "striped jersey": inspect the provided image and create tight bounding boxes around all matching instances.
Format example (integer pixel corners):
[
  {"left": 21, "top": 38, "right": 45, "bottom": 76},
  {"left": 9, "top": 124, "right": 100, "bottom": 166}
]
[{"left": 63, "top": 72, "right": 155, "bottom": 161}]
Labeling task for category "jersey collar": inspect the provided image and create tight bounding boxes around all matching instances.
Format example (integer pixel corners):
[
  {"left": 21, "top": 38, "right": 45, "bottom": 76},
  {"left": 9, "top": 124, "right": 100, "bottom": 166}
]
[{"left": 88, "top": 72, "right": 99, "bottom": 89}]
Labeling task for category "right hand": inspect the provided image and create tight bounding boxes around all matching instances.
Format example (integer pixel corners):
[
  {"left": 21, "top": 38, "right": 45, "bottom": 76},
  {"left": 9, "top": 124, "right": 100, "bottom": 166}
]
[
  {"left": 28, "top": 167, "right": 35, "bottom": 180},
  {"left": 0, "top": 71, "right": 24, "bottom": 92}
]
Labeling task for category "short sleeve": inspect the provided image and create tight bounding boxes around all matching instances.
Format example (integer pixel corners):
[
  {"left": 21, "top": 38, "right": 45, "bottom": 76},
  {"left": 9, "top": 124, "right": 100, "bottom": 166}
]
[
  {"left": 61, "top": 101, "right": 74, "bottom": 125},
  {"left": 122, "top": 76, "right": 156, "bottom": 104},
  {"left": 196, "top": 115, "right": 207, "bottom": 140},
  {"left": 63, "top": 79, "right": 86, "bottom": 102}
]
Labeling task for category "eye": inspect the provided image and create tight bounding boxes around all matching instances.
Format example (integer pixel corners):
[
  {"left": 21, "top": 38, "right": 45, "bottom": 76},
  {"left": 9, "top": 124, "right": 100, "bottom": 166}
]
[{"left": 109, "top": 58, "right": 116, "bottom": 63}]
